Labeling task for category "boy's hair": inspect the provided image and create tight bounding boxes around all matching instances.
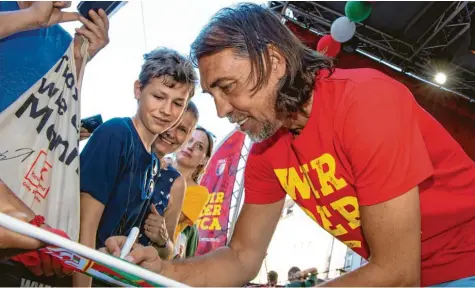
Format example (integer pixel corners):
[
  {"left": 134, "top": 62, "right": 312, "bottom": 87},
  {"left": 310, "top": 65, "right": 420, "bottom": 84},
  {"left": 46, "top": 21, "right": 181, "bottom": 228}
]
[{"left": 139, "top": 47, "right": 198, "bottom": 98}]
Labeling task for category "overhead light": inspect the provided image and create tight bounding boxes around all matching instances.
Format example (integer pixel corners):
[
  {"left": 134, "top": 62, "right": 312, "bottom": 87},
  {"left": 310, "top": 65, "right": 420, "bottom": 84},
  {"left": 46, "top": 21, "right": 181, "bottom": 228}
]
[{"left": 434, "top": 72, "right": 447, "bottom": 85}]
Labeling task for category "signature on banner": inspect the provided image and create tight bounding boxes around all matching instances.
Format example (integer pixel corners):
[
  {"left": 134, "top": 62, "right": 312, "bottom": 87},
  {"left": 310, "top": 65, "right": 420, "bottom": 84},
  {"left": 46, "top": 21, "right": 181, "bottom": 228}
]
[{"left": 0, "top": 148, "right": 35, "bottom": 162}]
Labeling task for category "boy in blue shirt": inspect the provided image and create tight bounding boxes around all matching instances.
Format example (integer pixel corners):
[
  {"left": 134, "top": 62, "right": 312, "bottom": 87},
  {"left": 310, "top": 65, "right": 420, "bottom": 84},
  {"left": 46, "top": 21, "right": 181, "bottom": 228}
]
[{"left": 77, "top": 47, "right": 197, "bottom": 286}]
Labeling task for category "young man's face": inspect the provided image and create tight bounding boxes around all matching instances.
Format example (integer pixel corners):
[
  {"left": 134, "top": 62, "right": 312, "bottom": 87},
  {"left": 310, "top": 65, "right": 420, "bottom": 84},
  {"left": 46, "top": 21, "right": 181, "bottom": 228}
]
[
  {"left": 135, "top": 76, "right": 192, "bottom": 135},
  {"left": 198, "top": 48, "right": 285, "bottom": 142}
]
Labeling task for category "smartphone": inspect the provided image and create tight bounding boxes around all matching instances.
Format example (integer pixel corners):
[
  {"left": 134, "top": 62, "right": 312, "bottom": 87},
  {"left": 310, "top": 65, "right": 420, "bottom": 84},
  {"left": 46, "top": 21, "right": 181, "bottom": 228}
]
[
  {"left": 81, "top": 115, "right": 103, "bottom": 133},
  {"left": 77, "top": 1, "right": 127, "bottom": 20}
]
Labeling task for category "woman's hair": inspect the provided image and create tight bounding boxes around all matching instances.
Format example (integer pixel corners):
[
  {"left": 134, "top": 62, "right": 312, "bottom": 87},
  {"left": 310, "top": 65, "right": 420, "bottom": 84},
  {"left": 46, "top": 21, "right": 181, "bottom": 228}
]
[
  {"left": 190, "top": 3, "right": 333, "bottom": 118},
  {"left": 139, "top": 47, "right": 198, "bottom": 99},
  {"left": 185, "top": 100, "right": 199, "bottom": 121},
  {"left": 190, "top": 126, "right": 214, "bottom": 183}
]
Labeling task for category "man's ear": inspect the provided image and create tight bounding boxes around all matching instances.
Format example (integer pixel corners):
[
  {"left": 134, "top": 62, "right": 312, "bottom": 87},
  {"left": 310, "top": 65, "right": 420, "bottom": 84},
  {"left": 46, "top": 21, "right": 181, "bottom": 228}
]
[
  {"left": 134, "top": 80, "right": 142, "bottom": 101},
  {"left": 268, "top": 44, "right": 287, "bottom": 80}
]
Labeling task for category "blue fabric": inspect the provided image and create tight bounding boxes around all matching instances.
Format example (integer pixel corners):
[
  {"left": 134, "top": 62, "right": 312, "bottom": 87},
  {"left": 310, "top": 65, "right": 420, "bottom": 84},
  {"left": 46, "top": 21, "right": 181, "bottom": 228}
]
[
  {"left": 431, "top": 276, "right": 475, "bottom": 287},
  {"left": 80, "top": 117, "right": 158, "bottom": 249},
  {"left": 138, "top": 164, "right": 180, "bottom": 246},
  {"left": 0, "top": 1, "right": 72, "bottom": 113}
]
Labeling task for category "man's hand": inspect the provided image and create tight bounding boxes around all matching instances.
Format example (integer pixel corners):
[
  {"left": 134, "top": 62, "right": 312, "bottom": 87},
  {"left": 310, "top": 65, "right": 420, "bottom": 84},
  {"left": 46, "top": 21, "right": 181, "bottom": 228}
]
[
  {"left": 144, "top": 205, "right": 169, "bottom": 246},
  {"left": 80, "top": 127, "right": 91, "bottom": 141},
  {"left": 101, "top": 236, "right": 163, "bottom": 273},
  {"left": 73, "top": 9, "right": 110, "bottom": 64},
  {"left": 26, "top": 1, "right": 79, "bottom": 28}
]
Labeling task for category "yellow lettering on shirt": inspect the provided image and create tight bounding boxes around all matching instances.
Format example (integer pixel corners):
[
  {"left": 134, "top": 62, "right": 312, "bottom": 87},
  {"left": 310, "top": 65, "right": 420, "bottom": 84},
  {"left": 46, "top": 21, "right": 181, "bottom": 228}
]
[
  {"left": 343, "top": 240, "right": 362, "bottom": 248},
  {"left": 273, "top": 152, "right": 362, "bottom": 251},
  {"left": 330, "top": 196, "right": 360, "bottom": 230},
  {"left": 301, "top": 164, "right": 321, "bottom": 199},
  {"left": 310, "top": 153, "right": 348, "bottom": 196},
  {"left": 274, "top": 167, "right": 312, "bottom": 200},
  {"left": 316, "top": 205, "right": 348, "bottom": 237}
]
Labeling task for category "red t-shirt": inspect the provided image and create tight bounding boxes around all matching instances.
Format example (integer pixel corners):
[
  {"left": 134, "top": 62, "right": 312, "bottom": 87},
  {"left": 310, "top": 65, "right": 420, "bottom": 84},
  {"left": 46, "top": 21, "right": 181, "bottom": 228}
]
[{"left": 244, "top": 68, "right": 475, "bottom": 286}]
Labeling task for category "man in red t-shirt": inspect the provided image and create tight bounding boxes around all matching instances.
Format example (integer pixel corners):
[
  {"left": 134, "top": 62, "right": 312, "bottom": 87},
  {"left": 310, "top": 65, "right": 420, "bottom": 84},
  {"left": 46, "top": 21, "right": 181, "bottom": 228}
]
[{"left": 101, "top": 3, "right": 475, "bottom": 287}]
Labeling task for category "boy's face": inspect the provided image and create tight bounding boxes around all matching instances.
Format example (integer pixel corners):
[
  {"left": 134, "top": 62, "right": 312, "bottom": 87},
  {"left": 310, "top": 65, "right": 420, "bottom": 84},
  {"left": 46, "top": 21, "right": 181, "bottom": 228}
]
[{"left": 135, "top": 76, "right": 193, "bottom": 135}]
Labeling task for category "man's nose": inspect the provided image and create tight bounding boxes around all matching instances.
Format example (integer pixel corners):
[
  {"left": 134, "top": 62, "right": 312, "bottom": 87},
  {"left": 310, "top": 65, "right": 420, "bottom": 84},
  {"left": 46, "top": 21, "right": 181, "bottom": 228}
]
[{"left": 213, "top": 94, "right": 233, "bottom": 118}]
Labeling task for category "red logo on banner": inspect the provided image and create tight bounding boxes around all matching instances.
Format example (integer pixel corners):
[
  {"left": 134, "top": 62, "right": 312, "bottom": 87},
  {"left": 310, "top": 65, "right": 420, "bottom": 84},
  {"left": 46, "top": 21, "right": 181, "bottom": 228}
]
[
  {"left": 195, "top": 130, "right": 246, "bottom": 256},
  {"left": 23, "top": 150, "right": 52, "bottom": 202}
]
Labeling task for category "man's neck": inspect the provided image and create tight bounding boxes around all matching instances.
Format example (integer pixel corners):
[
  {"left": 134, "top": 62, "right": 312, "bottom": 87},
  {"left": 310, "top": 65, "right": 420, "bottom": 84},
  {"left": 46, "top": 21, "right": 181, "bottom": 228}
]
[
  {"left": 131, "top": 116, "right": 157, "bottom": 153},
  {"left": 286, "top": 93, "right": 314, "bottom": 135}
]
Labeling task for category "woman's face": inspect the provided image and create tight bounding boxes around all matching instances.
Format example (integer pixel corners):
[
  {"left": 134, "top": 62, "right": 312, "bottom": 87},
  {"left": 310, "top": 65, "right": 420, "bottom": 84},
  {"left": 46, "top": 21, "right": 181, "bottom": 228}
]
[
  {"left": 176, "top": 130, "right": 209, "bottom": 169},
  {"left": 153, "top": 110, "right": 197, "bottom": 156}
]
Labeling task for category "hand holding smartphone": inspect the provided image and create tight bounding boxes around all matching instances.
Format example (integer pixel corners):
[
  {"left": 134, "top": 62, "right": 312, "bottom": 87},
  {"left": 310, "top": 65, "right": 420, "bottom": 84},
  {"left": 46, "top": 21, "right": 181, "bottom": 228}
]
[
  {"left": 77, "top": 1, "right": 127, "bottom": 20},
  {"left": 81, "top": 114, "right": 103, "bottom": 133}
]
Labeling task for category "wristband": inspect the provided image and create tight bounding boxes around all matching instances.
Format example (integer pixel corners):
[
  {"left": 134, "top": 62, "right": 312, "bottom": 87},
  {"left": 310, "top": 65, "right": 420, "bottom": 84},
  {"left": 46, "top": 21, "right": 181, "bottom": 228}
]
[
  {"left": 29, "top": 215, "right": 45, "bottom": 227},
  {"left": 155, "top": 237, "right": 169, "bottom": 248}
]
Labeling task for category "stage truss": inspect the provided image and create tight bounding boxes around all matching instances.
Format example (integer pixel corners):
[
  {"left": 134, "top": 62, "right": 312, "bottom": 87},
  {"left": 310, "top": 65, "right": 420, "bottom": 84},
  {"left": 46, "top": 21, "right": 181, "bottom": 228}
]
[
  {"left": 226, "top": 135, "right": 252, "bottom": 243},
  {"left": 269, "top": 1, "right": 475, "bottom": 101}
]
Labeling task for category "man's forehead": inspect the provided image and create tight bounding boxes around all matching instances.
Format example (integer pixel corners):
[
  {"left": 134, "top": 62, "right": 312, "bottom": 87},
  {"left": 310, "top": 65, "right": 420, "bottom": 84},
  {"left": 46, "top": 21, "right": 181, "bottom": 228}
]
[{"left": 198, "top": 49, "right": 243, "bottom": 88}]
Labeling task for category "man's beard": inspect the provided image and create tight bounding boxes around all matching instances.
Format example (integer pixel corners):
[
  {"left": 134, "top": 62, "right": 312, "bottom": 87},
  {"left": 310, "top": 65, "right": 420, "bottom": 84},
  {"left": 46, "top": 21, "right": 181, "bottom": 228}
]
[{"left": 246, "top": 119, "right": 281, "bottom": 143}]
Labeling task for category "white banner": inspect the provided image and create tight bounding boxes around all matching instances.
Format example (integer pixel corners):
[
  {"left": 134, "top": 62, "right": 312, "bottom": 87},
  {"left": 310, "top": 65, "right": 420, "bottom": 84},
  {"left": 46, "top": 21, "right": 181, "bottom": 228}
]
[{"left": 0, "top": 42, "right": 83, "bottom": 241}]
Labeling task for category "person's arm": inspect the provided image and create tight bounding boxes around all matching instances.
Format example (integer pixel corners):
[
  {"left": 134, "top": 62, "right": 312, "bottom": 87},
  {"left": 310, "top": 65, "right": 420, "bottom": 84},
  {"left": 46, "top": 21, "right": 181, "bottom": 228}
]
[
  {"left": 73, "top": 119, "right": 127, "bottom": 287},
  {"left": 0, "top": 9, "right": 37, "bottom": 39},
  {"left": 0, "top": 202, "right": 43, "bottom": 258},
  {"left": 73, "top": 193, "right": 105, "bottom": 287},
  {"left": 117, "top": 200, "right": 283, "bottom": 286},
  {"left": 323, "top": 75, "right": 433, "bottom": 286},
  {"left": 0, "top": 184, "right": 36, "bottom": 221},
  {"left": 302, "top": 267, "right": 318, "bottom": 275},
  {"left": 0, "top": 2, "right": 78, "bottom": 39},
  {"left": 73, "top": 9, "right": 110, "bottom": 77},
  {"left": 1, "top": 181, "right": 74, "bottom": 278},
  {"left": 148, "top": 176, "right": 186, "bottom": 259},
  {"left": 105, "top": 145, "right": 286, "bottom": 286},
  {"left": 323, "top": 187, "right": 421, "bottom": 287},
  {"left": 164, "top": 200, "right": 284, "bottom": 286},
  {"left": 157, "top": 145, "right": 287, "bottom": 286}
]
